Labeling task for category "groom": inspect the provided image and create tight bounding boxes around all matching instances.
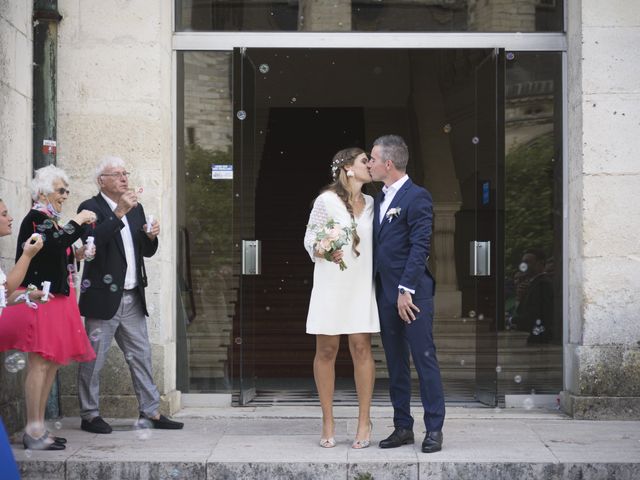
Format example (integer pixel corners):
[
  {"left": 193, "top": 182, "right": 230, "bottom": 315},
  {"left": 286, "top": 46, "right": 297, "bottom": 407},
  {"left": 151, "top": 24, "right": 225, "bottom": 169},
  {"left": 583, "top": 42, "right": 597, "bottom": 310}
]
[{"left": 368, "top": 135, "right": 445, "bottom": 453}]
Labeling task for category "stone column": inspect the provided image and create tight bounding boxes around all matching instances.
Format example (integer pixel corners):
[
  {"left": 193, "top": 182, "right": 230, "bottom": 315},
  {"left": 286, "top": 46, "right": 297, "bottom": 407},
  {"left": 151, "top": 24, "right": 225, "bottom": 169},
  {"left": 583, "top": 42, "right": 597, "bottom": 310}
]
[
  {"left": 56, "top": 0, "right": 179, "bottom": 416},
  {"left": 299, "top": 0, "right": 351, "bottom": 31},
  {"left": 561, "top": 0, "right": 640, "bottom": 419},
  {"left": 432, "top": 201, "right": 463, "bottom": 317},
  {"left": 409, "top": 52, "right": 463, "bottom": 317}
]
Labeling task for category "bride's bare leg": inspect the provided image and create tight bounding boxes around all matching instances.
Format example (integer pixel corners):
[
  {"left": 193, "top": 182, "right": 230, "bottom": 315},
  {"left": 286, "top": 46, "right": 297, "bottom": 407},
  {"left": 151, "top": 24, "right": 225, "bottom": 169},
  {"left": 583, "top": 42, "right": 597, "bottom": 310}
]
[
  {"left": 314, "top": 334, "right": 340, "bottom": 440},
  {"left": 349, "top": 333, "right": 375, "bottom": 441}
]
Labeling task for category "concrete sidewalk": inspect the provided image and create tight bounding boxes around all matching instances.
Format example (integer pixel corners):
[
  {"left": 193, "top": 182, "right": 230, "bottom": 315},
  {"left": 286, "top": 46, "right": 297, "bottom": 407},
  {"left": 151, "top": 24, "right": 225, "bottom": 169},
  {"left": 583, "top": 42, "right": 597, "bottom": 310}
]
[{"left": 11, "top": 406, "right": 640, "bottom": 480}]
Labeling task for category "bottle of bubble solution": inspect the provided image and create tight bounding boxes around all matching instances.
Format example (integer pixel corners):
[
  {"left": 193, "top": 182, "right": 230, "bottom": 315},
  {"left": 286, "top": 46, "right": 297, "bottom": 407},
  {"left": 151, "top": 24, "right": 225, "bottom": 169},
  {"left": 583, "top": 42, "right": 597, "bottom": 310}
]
[
  {"left": 0, "top": 282, "right": 7, "bottom": 312},
  {"left": 85, "top": 236, "right": 95, "bottom": 262},
  {"left": 146, "top": 215, "right": 154, "bottom": 233}
]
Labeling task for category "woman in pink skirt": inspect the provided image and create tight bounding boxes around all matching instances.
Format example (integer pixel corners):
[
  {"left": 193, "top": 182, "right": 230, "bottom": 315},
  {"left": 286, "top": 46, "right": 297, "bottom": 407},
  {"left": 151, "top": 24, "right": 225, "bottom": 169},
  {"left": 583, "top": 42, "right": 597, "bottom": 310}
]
[{"left": 0, "top": 165, "right": 97, "bottom": 451}]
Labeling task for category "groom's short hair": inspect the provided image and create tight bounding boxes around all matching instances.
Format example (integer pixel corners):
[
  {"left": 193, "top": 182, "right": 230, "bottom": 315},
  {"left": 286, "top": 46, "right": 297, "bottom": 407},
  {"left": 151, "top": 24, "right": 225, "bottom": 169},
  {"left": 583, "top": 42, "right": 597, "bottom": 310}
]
[{"left": 373, "top": 135, "right": 409, "bottom": 171}]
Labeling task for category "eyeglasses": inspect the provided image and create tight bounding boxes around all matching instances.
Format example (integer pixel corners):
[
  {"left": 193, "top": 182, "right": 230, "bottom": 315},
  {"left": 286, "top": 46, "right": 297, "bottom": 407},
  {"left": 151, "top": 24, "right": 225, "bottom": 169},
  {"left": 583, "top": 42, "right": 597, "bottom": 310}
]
[
  {"left": 100, "top": 171, "right": 131, "bottom": 179},
  {"left": 55, "top": 188, "right": 70, "bottom": 195}
]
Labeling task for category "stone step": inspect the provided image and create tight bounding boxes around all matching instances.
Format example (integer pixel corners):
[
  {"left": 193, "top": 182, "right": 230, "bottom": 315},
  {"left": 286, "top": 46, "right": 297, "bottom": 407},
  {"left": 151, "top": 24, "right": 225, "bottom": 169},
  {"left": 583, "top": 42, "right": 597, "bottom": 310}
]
[{"left": 12, "top": 415, "right": 640, "bottom": 480}]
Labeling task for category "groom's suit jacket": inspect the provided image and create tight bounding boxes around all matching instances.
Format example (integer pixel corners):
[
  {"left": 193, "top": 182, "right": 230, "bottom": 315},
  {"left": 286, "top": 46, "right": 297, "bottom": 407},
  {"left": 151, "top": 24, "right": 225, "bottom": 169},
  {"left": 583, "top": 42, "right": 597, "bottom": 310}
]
[
  {"left": 77, "top": 194, "right": 158, "bottom": 320},
  {"left": 373, "top": 177, "right": 435, "bottom": 305}
]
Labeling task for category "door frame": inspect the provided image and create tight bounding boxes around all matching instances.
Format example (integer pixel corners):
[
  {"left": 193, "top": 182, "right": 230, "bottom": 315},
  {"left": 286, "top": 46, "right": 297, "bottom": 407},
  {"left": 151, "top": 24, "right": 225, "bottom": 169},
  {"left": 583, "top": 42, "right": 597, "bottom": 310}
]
[{"left": 172, "top": 32, "right": 569, "bottom": 402}]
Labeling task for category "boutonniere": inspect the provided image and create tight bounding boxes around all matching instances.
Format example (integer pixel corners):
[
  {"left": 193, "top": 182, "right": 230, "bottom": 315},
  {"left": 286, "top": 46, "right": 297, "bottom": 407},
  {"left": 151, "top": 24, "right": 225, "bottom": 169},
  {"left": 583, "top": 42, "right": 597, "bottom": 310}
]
[{"left": 386, "top": 207, "right": 402, "bottom": 223}]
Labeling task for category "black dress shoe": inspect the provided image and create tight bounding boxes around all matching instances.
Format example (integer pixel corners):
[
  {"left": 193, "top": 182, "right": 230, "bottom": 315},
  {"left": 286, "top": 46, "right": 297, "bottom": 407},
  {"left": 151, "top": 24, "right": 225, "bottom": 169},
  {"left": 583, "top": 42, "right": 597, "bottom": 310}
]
[
  {"left": 46, "top": 431, "right": 67, "bottom": 444},
  {"left": 378, "top": 427, "right": 414, "bottom": 449},
  {"left": 81, "top": 416, "right": 113, "bottom": 434},
  {"left": 422, "top": 431, "right": 443, "bottom": 453},
  {"left": 23, "top": 433, "right": 66, "bottom": 451},
  {"left": 140, "top": 414, "right": 184, "bottom": 430}
]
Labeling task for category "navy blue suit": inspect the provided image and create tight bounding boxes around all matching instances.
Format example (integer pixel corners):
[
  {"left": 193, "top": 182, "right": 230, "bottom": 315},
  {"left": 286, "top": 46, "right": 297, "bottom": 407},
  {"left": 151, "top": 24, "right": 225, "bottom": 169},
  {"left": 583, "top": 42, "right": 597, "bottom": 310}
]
[{"left": 373, "top": 177, "right": 445, "bottom": 433}]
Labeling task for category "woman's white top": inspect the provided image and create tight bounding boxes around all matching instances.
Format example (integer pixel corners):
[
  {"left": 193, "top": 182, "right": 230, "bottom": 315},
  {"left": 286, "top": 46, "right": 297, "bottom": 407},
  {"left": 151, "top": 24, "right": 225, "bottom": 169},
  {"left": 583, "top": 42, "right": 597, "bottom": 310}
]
[{"left": 304, "top": 191, "right": 380, "bottom": 335}]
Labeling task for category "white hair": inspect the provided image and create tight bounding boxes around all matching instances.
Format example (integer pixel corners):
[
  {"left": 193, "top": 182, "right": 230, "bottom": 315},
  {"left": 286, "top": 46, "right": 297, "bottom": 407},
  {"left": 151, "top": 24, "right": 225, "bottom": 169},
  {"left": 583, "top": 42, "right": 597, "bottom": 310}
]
[
  {"left": 95, "top": 156, "right": 126, "bottom": 186},
  {"left": 31, "top": 165, "right": 69, "bottom": 202}
]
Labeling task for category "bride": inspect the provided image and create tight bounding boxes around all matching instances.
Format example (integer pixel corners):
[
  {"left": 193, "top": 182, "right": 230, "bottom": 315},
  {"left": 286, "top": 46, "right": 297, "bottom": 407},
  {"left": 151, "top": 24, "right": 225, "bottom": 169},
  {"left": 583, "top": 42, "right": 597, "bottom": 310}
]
[{"left": 304, "top": 147, "right": 380, "bottom": 449}]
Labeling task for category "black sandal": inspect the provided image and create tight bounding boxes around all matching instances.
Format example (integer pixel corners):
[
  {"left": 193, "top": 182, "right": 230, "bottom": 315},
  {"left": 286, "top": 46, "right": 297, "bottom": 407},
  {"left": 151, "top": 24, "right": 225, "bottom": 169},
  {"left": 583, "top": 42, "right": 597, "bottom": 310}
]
[{"left": 23, "top": 432, "right": 66, "bottom": 450}]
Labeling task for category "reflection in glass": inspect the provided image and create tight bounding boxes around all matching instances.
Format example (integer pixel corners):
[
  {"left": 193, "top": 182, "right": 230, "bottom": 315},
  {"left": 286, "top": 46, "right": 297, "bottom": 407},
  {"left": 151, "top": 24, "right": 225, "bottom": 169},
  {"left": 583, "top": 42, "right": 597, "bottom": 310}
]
[
  {"left": 176, "top": 51, "right": 236, "bottom": 393},
  {"left": 175, "top": 0, "right": 563, "bottom": 33},
  {"left": 502, "top": 52, "right": 562, "bottom": 399}
]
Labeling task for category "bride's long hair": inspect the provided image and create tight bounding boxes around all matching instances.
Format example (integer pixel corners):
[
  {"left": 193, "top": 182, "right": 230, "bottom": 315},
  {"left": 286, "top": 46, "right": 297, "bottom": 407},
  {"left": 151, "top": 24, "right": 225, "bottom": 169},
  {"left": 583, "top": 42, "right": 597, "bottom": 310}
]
[{"left": 321, "top": 147, "right": 365, "bottom": 258}]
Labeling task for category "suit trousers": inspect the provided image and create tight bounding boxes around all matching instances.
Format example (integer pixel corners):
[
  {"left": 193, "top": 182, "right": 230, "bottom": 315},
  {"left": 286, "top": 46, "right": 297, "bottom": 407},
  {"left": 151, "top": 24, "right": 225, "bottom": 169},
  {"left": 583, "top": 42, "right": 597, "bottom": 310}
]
[
  {"left": 78, "top": 290, "right": 160, "bottom": 420},
  {"left": 377, "top": 286, "right": 446, "bottom": 432}
]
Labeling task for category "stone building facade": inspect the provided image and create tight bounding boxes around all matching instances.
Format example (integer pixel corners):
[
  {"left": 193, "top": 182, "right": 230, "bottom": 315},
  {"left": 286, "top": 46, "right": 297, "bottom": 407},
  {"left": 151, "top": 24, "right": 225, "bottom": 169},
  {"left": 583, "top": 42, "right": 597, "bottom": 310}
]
[{"left": 1, "top": 0, "right": 638, "bottom": 429}]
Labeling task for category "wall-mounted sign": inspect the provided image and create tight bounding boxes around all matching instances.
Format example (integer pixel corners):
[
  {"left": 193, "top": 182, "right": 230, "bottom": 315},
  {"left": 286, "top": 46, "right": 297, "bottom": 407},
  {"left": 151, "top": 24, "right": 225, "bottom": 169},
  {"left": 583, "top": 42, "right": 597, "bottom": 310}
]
[
  {"left": 211, "top": 164, "right": 233, "bottom": 180},
  {"left": 42, "top": 139, "right": 57, "bottom": 155}
]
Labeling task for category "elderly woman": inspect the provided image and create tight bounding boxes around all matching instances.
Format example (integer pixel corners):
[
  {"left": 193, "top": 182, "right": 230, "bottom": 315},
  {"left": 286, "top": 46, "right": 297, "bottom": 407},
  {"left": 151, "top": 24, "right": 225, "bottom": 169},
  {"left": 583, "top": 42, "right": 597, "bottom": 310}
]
[{"left": 0, "top": 166, "right": 97, "bottom": 451}]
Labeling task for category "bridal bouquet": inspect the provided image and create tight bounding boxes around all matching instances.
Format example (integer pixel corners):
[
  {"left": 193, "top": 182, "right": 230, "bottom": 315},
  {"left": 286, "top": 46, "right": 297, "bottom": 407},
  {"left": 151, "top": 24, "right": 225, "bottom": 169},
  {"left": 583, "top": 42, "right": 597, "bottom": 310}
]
[{"left": 308, "top": 218, "right": 352, "bottom": 271}]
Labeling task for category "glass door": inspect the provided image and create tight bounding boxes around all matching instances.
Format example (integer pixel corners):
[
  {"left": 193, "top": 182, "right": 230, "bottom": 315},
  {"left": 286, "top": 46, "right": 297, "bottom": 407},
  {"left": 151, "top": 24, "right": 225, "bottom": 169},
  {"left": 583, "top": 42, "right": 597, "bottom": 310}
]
[
  {"left": 232, "top": 47, "right": 504, "bottom": 404},
  {"left": 472, "top": 49, "right": 505, "bottom": 406},
  {"left": 233, "top": 48, "right": 258, "bottom": 404}
]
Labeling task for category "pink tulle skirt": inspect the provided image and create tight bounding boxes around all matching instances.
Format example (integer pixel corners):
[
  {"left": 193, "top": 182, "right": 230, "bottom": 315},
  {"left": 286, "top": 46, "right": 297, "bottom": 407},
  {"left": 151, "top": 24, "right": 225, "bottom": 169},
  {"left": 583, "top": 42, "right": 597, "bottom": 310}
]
[{"left": 0, "top": 283, "right": 96, "bottom": 365}]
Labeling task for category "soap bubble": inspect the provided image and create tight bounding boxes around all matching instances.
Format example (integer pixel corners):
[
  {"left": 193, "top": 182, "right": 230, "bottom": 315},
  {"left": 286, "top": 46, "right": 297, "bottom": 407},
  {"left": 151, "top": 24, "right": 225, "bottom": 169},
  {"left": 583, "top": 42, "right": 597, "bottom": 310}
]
[
  {"left": 54, "top": 421, "right": 62, "bottom": 430},
  {"left": 495, "top": 366, "right": 502, "bottom": 373},
  {"left": 89, "top": 329, "right": 102, "bottom": 342},
  {"left": 24, "top": 449, "right": 32, "bottom": 458},
  {"left": 110, "top": 284, "right": 118, "bottom": 292},
  {"left": 82, "top": 279, "right": 92, "bottom": 288},
  {"left": 460, "top": 359, "right": 465, "bottom": 366},
  {"left": 62, "top": 223, "right": 76, "bottom": 235},
  {"left": 259, "top": 64, "right": 270, "bottom": 74},
  {"left": 236, "top": 110, "right": 246, "bottom": 121},
  {"left": 472, "top": 136, "right": 479, "bottom": 145},
  {"left": 506, "top": 52, "right": 515, "bottom": 61},
  {"left": 134, "top": 418, "right": 153, "bottom": 440},
  {"left": 5, "top": 352, "right": 27, "bottom": 373},
  {"left": 103, "top": 274, "right": 113, "bottom": 284},
  {"left": 468, "top": 310, "right": 476, "bottom": 318},
  {"left": 125, "top": 352, "right": 134, "bottom": 361},
  {"left": 519, "top": 262, "right": 528, "bottom": 272},
  {"left": 514, "top": 375, "right": 522, "bottom": 384},
  {"left": 67, "top": 264, "right": 76, "bottom": 273},
  {"left": 523, "top": 397, "right": 534, "bottom": 410},
  {"left": 443, "top": 124, "right": 452, "bottom": 133},
  {"left": 43, "top": 219, "right": 54, "bottom": 229}
]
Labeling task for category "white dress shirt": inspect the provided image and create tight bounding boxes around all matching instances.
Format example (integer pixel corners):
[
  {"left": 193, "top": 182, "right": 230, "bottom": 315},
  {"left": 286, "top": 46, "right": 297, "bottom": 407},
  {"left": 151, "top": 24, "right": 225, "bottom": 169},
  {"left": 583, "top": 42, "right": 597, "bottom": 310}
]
[
  {"left": 379, "top": 174, "right": 410, "bottom": 224},
  {"left": 101, "top": 192, "right": 138, "bottom": 290}
]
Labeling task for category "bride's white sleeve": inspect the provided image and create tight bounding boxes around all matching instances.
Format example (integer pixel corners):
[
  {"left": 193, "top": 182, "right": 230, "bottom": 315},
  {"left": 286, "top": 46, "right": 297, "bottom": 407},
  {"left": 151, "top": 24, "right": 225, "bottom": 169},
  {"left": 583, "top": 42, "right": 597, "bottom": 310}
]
[{"left": 303, "top": 195, "right": 329, "bottom": 262}]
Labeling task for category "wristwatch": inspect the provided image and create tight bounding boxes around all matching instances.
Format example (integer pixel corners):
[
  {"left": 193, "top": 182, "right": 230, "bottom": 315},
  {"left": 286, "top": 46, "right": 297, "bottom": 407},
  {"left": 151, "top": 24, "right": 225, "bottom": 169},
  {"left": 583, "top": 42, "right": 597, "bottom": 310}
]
[{"left": 399, "top": 288, "right": 407, "bottom": 295}]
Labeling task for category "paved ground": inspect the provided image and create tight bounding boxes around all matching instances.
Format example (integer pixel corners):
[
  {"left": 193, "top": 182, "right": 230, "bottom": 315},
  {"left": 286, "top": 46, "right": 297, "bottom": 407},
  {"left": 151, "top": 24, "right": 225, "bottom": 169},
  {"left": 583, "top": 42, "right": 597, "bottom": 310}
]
[{"left": 11, "top": 405, "right": 640, "bottom": 479}]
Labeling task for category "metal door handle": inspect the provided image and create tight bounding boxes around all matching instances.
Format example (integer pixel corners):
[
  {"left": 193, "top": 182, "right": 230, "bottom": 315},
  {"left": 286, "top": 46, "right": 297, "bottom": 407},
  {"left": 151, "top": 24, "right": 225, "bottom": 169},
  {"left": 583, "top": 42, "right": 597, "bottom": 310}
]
[
  {"left": 242, "top": 240, "right": 261, "bottom": 275},
  {"left": 470, "top": 241, "right": 491, "bottom": 276}
]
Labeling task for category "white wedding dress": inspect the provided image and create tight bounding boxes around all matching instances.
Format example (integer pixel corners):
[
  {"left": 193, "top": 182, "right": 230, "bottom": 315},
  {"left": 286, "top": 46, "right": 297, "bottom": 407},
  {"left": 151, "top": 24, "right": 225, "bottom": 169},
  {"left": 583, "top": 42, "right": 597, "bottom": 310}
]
[{"left": 304, "top": 191, "right": 380, "bottom": 335}]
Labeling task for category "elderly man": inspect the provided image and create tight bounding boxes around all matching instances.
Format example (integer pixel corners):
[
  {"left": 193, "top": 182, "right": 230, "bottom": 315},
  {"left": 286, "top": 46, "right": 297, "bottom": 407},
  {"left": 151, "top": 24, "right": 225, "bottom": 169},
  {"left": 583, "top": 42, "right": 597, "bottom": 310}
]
[{"left": 77, "top": 156, "right": 183, "bottom": 433}]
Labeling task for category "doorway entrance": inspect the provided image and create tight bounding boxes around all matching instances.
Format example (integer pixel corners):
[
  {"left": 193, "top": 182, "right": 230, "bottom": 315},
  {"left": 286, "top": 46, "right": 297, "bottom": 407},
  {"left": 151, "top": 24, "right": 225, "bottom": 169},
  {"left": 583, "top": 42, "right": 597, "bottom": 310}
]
[
  {"left": 233, "top": 48, "right": 500, "bottom": 405},
  {"left": 176, "top": 47, "right": 563, "bottom": 407}
]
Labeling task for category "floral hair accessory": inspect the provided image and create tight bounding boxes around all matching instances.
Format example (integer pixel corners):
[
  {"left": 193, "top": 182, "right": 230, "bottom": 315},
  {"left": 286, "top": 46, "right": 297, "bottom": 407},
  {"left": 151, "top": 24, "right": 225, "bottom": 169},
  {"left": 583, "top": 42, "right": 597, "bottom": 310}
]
[
  {"left": 386, "top": 207, "right": 402, "bottom": 223},
  {"left": 331, "top": 158, "right": 346, "bottom": 180}
]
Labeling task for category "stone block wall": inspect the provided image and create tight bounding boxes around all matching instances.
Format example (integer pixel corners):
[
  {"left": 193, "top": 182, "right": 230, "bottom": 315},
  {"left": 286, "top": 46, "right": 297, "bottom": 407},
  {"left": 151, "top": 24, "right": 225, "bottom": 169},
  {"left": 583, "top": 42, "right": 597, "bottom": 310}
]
[
  {"left": 55, "top": 0, "right": 178, "bottom": 416},
  {"left": 0, "top": 0, "right": 33, "bottom": 433},
  {"left": 562, "top": 0, "right": 640, "bottom": 419}
]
